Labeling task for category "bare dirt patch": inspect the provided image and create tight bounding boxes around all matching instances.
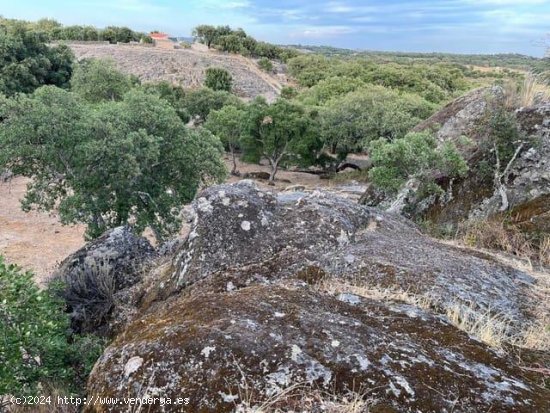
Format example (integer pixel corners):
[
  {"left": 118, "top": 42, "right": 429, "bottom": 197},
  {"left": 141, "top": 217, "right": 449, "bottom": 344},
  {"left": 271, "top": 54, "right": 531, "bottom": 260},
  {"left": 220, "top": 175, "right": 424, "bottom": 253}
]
[{"left": 0, "top": 177, "right": 85, "bottom": 284}]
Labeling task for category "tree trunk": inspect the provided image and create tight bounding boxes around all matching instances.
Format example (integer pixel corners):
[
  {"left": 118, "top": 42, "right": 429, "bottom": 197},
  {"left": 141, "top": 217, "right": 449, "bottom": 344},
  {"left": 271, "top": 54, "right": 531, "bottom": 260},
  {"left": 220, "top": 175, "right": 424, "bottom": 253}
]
[
  {"left": 268, "top": 158, "right": 278, "bottom": 183},
  {"left": 230, "top": 146, "right": 239, "bottom": 176}
]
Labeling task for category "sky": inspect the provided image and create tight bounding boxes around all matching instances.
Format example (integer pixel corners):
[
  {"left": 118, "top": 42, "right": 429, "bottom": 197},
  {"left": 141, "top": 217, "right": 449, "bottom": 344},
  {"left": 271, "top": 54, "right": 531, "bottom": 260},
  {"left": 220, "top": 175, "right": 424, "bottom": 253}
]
[{"left": 1, "top": 0, "right": 549, "bottom": 56}]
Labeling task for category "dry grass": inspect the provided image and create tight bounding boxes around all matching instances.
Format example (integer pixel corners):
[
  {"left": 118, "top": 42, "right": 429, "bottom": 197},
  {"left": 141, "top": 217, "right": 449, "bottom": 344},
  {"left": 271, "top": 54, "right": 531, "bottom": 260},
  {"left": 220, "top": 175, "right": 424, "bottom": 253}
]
[
  {"left": 444, "top": 303, "right": 513, "bottom": 349},
  {"left": 317, "top": 277, "right": 433, "bottom": 310},
  {"left": 316, "top": 278, "right": 550, "bottom": 352},
  {"left": 234, "top": 382, "right": 376, "bottom": 413},
  {"left": 503, "top": 73, "right": 550, "bottom": 109},
  {"left": 458, "top": 218, "right": 550, "bottom": 268}
]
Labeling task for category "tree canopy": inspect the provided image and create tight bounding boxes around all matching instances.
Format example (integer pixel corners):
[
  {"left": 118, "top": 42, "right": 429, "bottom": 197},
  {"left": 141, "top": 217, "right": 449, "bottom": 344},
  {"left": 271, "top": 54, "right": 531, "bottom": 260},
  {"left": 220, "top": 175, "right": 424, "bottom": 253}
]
[
  {"left": 204, "top": 104, "right": 247, "bottom": 175},
  {"left": 0, "top": 24, "right": 73, "bottom": 96},
  {"left": 0, "top": 86, "right": 226, "bottom": 241},
  {"left": 319, "top": 85, "right": 436, "bottom": 159},
  {"left": 241, "top": 98, "right": 321, "bottom": 181}
]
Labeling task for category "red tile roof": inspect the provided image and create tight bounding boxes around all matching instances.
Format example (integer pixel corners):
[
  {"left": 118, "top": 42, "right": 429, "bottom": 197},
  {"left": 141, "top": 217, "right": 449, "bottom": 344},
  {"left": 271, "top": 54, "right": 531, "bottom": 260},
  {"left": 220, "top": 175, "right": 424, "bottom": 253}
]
[{"left": 150, "top": 32, "right": 169, "bottom": 40}]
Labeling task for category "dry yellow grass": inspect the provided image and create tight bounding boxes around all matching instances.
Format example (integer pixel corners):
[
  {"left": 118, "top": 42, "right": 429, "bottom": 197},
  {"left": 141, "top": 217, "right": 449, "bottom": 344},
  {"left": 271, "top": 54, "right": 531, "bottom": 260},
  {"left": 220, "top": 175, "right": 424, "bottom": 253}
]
[
  {"left": 317, "top": 277, "right": 550, "bottom": 352},
  {"left": 503, "top": 73, "right": 550, "bottom": 109}
]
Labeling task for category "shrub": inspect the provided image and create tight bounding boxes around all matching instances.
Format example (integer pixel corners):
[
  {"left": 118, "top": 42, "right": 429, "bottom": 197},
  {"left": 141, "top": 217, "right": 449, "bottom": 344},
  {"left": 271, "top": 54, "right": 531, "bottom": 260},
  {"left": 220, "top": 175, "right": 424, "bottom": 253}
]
[
  {"left": 368, "top": 131, "right": 468, "bottom": 194},
  {"left": 71, "top": 58, "right": 135, "bottom": 103},
  {"left": 183, "top": 87, "right": 241, "bottom": 121},
  {"left": 204, "top": 67, "right": 233, "bottom": 92},
  {"left": 0, "top": 257, "right": 104, "bottom": 396},
  {"left": 258, "top": 57, "right": 273, "bottom": 73},
  {"left": 281, "top": 86, "right": 298, "bottom": 99}
]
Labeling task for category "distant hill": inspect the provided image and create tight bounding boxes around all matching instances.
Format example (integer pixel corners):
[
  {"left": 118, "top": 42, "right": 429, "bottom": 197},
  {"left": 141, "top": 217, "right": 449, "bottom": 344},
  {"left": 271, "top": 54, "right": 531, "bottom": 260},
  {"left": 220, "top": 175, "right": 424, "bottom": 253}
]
[
  {"left": 68, "top": 42, "right": 285, "bottom": 101},
  {"left": 286, "top": 44, "right": 550, "bottom": 73}
]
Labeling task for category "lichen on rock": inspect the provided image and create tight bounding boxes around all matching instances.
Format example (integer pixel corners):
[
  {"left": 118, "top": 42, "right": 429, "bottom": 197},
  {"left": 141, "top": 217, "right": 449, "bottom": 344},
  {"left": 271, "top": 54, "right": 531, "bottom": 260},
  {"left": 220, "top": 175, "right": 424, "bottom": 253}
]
[{"left": 83, "top": 182, "right": 549, "bottom": 412}]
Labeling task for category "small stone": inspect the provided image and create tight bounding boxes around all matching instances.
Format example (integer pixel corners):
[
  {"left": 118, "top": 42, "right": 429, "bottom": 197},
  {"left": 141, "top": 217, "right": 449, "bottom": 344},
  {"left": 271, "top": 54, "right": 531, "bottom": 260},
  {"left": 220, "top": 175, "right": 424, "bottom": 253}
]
[
  {"left": 241, "top": 221, "right": 251, "bottom": 231},
  {"left": 124, "top": 356, "right": 143, "bottom": 377}
]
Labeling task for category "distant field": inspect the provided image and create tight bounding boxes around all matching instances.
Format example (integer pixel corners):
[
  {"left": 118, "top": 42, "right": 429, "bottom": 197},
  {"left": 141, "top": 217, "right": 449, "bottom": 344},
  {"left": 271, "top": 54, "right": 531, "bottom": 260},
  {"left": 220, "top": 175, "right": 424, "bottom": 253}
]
[{"left": 289, "top": 45, "right": 550, "bottom": 72}]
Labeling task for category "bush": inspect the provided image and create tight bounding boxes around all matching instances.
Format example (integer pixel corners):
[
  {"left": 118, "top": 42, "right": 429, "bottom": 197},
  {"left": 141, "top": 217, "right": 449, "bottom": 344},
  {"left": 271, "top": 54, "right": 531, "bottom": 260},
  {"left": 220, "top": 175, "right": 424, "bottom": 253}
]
[
  {"left": 204, "top": 67, "right": 233, "bottom": 92},
  {"left": 0, "top": 256, "right": 104, "bottom": 396},
  {"left": 368, "top": 131, "right": 468, "bottom": 194},
  {"left": 258, "top": 57, "right": 273, "bottom": 73},
  {"left": 183, "top": 87, "right": 241, "bottom": 121},
  {"left": 71, "top": 58, "right": 135, "bottom": 103},
  {"left": 281, "top": 86, "right": 298, "bottom": 99}
]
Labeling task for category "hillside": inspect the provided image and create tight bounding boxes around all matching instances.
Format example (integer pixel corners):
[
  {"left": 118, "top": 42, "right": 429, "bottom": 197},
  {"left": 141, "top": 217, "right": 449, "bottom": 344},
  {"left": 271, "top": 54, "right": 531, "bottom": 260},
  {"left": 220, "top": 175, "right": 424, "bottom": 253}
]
[{"left": 68, "top": 42, "right": 285, "bottom": 101}]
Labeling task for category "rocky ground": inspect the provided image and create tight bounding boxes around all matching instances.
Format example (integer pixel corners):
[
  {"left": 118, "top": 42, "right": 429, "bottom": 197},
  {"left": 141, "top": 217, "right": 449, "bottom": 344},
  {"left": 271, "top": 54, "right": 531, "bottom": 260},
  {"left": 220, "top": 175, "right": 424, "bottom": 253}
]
[
  {"left": 68, "top": 42, "right": 285, "bottom": 101},
  {"left": 60, "top": 181, "right": 549, "bottom": 412}
]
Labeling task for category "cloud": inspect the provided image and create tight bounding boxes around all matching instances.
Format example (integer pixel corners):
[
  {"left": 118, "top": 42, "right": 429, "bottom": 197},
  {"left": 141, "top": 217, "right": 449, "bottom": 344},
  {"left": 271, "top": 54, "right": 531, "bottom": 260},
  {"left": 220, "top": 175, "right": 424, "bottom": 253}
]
[
  {"left": 291, "top": 25, "right": 359, "bottom": 38},
  {"left": 109, "top": 0, "right": 166, "bottom": 12},
  {"left": 219, "top": 1, "right": 251, "bottom": 9}
]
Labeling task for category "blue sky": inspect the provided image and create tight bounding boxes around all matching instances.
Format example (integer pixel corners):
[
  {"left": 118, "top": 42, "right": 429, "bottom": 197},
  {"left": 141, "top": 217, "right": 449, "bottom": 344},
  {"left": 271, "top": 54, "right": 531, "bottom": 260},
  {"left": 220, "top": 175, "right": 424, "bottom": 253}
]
[{"left": 1, "top": 0, "right": 549, "bottom": 56}]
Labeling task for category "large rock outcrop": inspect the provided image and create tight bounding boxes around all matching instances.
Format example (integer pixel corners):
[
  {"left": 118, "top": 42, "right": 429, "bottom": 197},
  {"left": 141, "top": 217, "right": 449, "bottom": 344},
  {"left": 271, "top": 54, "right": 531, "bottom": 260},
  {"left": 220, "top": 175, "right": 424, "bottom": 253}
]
[
  {"left": 85, "top": 182, "right": 549, "bottom": 412},
  {"left": 362, "top": 89, "right": 550, "bottom": 234}
]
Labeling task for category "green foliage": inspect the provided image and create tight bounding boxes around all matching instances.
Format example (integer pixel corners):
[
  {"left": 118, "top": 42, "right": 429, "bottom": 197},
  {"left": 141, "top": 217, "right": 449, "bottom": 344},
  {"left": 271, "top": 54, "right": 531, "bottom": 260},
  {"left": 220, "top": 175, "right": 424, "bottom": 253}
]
[
  {"left": 192, "top": 25, "right": 298, "bottom": 61},
  {"left": 297, "top": 76, "right": 366, "bottom": 106},
  {"left": 368, "top": 132, "right": 468, "bottom": 194},
  {"left": 0, "top": 256, "right": 104, "bottom": 396},
  {"left": 204, "top": 67, "right": 233, "bottom": 92},
  {"left": 485, "top": 106, "right": 524, "bottom": 164},
  {"left": 287, "top": 55, "right": 469, "bottom": 103},
  {"left": 241, "top": 98, "right": 321, "bottom": 180},
  {"left": 217, "top": 34, "right": 245, "bottom": 54},
  {"left": 193, "top": 24, "right": 229, "bottom": 48},
  {"left": 183, "top": 87, "right": 241, "bottom": 122},
  {"left": 281, "top": 86, "right": 298, "bottom": 99},
  {"left": 0, "top": 24, "right": 73, "bottom": 96},
  {"left": 287, "top": 54, "right": 332, "bottom": 87},
  {"left": 204, "top": 105, "right": 247, "bottom": 173},
  {"left": 141, "top": 81, "right": 190, "bottom": 122},
  {"left": 258, "top": 57, "right": 273, "bottom": 73},
  {"left": 71, "top": 58, "right": 136, "bottom": 103},
  {"left": 0, "top": 17, "right": 146, "bottom": 44},
  {"left": 319, "top": 85, "right": 437, "bottom": 159},
  {"left": 0, "top": 86, "right": 227, "bottom": 241}
]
